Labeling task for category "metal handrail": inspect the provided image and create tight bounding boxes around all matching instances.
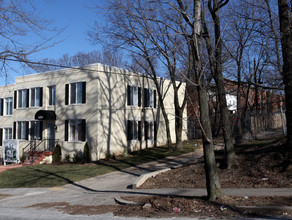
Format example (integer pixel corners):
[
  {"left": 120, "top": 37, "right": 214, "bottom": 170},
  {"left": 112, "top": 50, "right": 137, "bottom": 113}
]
[{"left": 22, "top": 139, "right": 59, "bottom": 164}]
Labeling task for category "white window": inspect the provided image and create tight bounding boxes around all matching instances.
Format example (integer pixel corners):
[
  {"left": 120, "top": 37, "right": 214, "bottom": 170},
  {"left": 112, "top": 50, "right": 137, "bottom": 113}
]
[
  {"left": 145, "top": 121, "right": 154, "bottom": 140},
  {"left": 31, "top": 87, "right": 42, "bottom": 107},
  {"left": 65, "top": 119, "right": 86, "bottom": 142},
  {"left": 144, "top": 88, "right": 156, "bottom": 108},
  {"left": 127, "top": 85, "right": 141, "bottom": 106},
  {"left": 18, "top": 89, "right": 28, "bottom": 108},
  {"left": 71, "top": 82, "right": 83, "bottom": 104},
  {"left": 4, "top": 128, "right": 12, "bottom": 140},
  {"left": 17, "top": 121, "right": 28, "bottom": 140},
  {"left": 48, "top": 86, "right": 56, "bottom": 106},
  {"left": 0, "top": 99, "right": 2, "bottom": 116},
  {"left": 31, "top": 121, "right": 42, "bottom": 140},
  {"left": 4, "top": 97, "right": 13, "bottom": 115}
]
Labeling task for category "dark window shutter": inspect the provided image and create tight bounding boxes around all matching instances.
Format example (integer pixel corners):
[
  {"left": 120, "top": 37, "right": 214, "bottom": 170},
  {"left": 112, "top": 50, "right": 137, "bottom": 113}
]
[
  {"left": 25, "top": 122, "right": 29, "bottom": 140},
  {"left": 39, "top": 87, "right": 43, "bottom": 107},
  {"left": 65, "top": 84, "right": 69, "bottom": 105},
  {"left": 65, "top": 120, "right": 68, "bottom": 141},
  {"left": 127, "top": 85, "right": 131, "bottom": 106},
  {"left": 82, "top": 82, "right": 86, "bottom": 104},
  {"left": 40, "top": 121, "right": 43, "bottom": 140},
  {"left": 26, "top": 89, "right": 29, "bottom": 108},
  {"left": 0, "top": 98, "right": 3, "bottom": 116},
  {"left": 13, "top": 122, "right": 16, "bottom": 139},
  {"left": 138, "top": 87, "right": 141, "bottom": 107},
  {"left": 154, "top": 121, "right": 157, "bottom": 141},
  {"left": 81, "top": 119, "right": 86, "bottom": 141},
  {"left": 0, "top": 128, "right": 3, "bottom": 146},
  {"left": 14, "top": 91, "right": 17, "bottom": 109},
  {"left": 138, "top": 121, "right": 142, "bottom": 141},
  {"left": 154, "top": 90, "right": 157, "bottom": 108},
  {"left": 144, "top": 88, "right": 149, "bottom": 107},
  {"left": 127, "top": 120, "right": 132, "bottom": 141},
  {"left": 145, "top": 121, "right": 148, "bottom": 140}
]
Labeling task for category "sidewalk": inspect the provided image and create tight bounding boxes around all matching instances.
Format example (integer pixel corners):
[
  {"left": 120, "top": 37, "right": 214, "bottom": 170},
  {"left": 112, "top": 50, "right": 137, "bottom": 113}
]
[{"left": 0, "top": 149, "right": 291, "bottom": 219}]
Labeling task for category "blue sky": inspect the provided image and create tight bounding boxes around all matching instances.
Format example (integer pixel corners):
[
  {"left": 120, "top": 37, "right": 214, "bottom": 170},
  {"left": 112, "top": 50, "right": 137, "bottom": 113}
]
[
  {"left": 2, "top": 0, "right": 103, "bottom": 85},
  {"left": 31, "top": 0, "right": 99, "bottom": 59}
]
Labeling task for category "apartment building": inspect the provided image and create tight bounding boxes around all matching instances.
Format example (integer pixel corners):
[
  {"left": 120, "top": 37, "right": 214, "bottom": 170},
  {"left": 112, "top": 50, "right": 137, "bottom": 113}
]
[{"left": 0, "top": 63, "right": 187, "bottom": 163}]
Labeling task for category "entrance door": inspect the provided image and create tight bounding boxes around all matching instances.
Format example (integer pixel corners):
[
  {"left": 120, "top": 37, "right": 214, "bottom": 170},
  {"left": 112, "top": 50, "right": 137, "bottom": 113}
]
[{"left": 47, "top": 122, "right": 55, "bottom": 151}]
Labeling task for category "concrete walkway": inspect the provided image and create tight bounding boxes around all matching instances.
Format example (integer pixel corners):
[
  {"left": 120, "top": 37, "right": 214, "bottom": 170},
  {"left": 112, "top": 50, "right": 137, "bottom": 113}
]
[{"left": 0, "top": 149, "right": 291, "bottom": 220}]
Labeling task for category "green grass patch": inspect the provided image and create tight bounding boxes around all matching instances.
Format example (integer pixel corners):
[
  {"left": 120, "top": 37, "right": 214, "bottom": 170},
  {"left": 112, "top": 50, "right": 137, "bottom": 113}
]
[{"left": 0, "top": 141, "right": 199, "bottom": 188}]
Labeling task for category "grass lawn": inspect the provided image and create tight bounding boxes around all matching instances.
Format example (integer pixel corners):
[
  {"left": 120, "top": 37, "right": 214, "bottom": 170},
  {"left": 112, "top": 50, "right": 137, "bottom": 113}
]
[{"left": 0, "top": 140, "right": 200, "bottom": 188}]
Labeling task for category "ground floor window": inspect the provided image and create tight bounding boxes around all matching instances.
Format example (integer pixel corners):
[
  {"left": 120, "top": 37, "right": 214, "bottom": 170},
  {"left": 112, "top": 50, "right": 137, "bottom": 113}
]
[
  {"left": 65, "top": 119, "right": 86, "bottom": 142},
  {"left": 127, "top": 120, "right": 142, "bottom": 141},
  {"left": 4, "top": 128, "right": 12, "bottom": 140},
  {"left": 17, "top": 121, "right": 29, "bottom": 140},
  {"left": 145, "top": 121, "right": 157, "bottom": 141},
  {"left": 30, "top": 121, "right": 43, "bottom": 140}
]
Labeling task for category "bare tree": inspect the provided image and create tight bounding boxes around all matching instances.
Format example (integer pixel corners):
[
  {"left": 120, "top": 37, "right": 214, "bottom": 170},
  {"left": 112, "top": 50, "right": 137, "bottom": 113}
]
[
  {"left": 176, "top": 0, "right": 222, "bottom": 200},
  {"left": 32, "top": 49, "right": 124, "bottom": 72},
  {"left": 0, "top": 0, "right": 59, "bottom": 82}
]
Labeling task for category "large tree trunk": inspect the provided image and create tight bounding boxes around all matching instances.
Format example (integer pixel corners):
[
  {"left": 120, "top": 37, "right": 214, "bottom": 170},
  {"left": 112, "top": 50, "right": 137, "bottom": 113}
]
[
  {"left": 198, "top": 80, "right": 222, "bottom": 201},
  {"left": 278, "top": 0, "right": 292, "bottom": 157},
  {"left": 208, "top": 0, "right": 236, "bottom": 169}
]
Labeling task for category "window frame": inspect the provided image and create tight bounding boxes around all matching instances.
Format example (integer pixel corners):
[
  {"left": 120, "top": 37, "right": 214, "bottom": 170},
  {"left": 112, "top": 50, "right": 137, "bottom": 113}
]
[
  {"left": 30, "top": 121, "right": 43, "bottom": 140},
  {"left": 128, "top": 85, "right": 141, "bottom": 107},
  {"left": 17, "top": 121, "right": 29, "bottom": 140},
  {"left": 65, "top": 119, "right": 86, "bottom": 142},
  {"left": 48, "top": 85, "right": 56, "bottom": 106},
  {"left": 4, "top": 97, "right": 13, "bottom": 115},
  {"left": 30, "top": 87, "right": 42, "bottom": 107},
  {"left": 127, "top": 119, "right": 142, "bottom": 141},
  {"left": 143, "top": 88, "right": 156, "bottom": 108},
  {"left": 4, "top": 128, "right": 12, "bottom": 140},
  {"left": 17, "top": 89, "right": 29, "bottom": 108},
  {"left": 65, "top": 82, "right": 86, "bottom": 105}
]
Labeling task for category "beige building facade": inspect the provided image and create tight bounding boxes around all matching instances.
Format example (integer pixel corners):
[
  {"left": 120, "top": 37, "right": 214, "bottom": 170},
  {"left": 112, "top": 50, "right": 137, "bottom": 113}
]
[{"left": 0, "top": 63, "right": 187, "bottom": 162}]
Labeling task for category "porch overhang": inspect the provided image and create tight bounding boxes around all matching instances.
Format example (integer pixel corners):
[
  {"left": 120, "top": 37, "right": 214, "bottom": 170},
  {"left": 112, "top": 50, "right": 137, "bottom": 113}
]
[{"left": 35, "top": 110, "right": 56, "bottom": 120}]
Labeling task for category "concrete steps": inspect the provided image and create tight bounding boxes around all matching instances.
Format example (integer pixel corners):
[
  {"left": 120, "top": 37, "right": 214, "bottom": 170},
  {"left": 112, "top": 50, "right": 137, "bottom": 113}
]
[{"left": 23, "top": 151, "right": 53, "bottom": 165}]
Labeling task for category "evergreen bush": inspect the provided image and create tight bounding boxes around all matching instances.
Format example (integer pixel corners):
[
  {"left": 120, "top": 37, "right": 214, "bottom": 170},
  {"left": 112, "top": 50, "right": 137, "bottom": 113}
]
[
  {"left": 83, "top": 141, "right": 91, "bottom": 163},
  {"left": 52, "top": 144, "right": 62, "bottom": 163}
]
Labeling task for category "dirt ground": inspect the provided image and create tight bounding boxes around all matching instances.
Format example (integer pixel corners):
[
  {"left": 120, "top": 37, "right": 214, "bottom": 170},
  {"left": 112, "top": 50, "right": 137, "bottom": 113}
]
[{"left": 29, "top": 137, "right": 292, "bottom": 219}]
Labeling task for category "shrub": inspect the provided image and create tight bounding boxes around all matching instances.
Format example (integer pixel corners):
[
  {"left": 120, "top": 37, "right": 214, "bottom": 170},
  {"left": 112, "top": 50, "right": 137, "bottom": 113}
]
[
  {"left": 63, "top": 153, "right": 71, "bottom": 163},
  {"left": 20, "top": 154, "right": 26, "bottom": 163},
  {"left": 72, "top": 151, "right": 83, "bottom": 163},
  {"left": 52, "top": 144, "right": 62, "bottom": 163},
  {"left": 83, "top": 141, "right": 91, "bottom": 163}
]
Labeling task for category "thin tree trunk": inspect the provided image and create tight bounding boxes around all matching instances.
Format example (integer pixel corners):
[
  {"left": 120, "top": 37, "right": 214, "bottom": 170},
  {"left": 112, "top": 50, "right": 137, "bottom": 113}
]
[{"left": 207, "top": 0, "right": 236, "bottom": 168}]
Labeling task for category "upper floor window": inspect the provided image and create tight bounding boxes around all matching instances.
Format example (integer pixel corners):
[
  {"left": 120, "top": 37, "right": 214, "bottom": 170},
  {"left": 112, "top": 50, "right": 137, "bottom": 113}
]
[
  {"left": 65, "top": 119, "right": 86, "bottom": 142},
  {"left": 30, "top": 87, "right": 43, "bottom": 107},
  {"left": 144, "top": 88, "right": 156, "bottom": 108},
  {"left": 127, "top": 85, "right": 141, "bottom": 107},
  {"left": 0, "top": 99, "right": 2, "bottom": 116},
  {"left": 17, "top": 89, "right": 29, "bottom": 108},
  {"left": 4, "top": 97, "right": 12, "bottom": 115},
  {"left": 48, "top": 86, "right": 56, "bottom": 106},
  {"left": 65, "top": 82, "right": 86, "bottom": 105}
]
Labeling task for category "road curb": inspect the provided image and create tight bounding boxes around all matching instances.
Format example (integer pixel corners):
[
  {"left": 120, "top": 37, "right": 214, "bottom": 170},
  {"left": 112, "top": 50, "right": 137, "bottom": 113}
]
[{"left": 132, "top": 168, "right": 171, "bottom": 189}]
